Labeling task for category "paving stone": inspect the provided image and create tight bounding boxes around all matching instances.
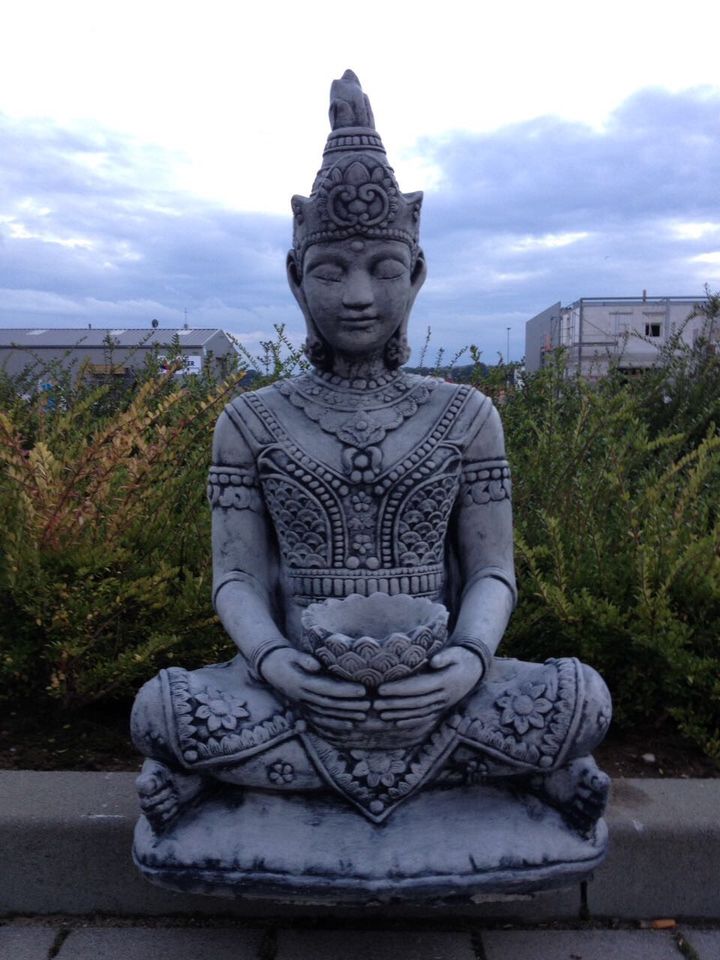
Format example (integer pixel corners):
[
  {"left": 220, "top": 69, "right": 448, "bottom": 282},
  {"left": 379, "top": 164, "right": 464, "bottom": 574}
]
[
  {"left": 0, "top": 926, "right": 58, "bottom": 960},
  {"left": 277, "top": 929, "right": 475, "bottom": 960},
  {"left": 55, "top": 926, "right": 263, "bottom": 959},
  {"left": 482, "top": 928, "right": 680, "bottom": 960},
  {"left": 683, "top": 928, "right": 720, "bottom": 960}
]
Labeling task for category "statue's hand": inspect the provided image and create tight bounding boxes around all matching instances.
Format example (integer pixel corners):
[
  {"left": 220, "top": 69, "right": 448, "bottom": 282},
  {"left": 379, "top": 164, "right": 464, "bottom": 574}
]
[
  {"left": 374, "top": 646, "right": 485, "bottom": 728},
  {"left": 260, "top": 647, "right": 371, "bottom": 733}
]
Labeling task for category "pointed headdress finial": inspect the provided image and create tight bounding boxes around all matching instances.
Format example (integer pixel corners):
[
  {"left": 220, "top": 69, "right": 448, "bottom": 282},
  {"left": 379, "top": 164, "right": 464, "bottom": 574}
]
[{"left": 291, "top": 70, "right": 423, "bottom": 261}]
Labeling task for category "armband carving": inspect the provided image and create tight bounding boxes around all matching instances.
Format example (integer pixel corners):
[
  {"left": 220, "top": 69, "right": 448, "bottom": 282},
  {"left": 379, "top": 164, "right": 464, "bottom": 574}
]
[
  {"left": 461, "top": 458, "right": 511, "bottom": 505},
  {"left": 207, "top": 466, "right": 263, "bottom": 511}
]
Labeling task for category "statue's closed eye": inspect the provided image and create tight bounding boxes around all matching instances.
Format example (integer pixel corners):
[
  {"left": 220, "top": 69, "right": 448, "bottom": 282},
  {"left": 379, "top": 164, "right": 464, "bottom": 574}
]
[
  {"left": 373, "top": 259, "right": 406, "bottom": 279},
  {"left": 310, "top": 267, "right": 344, "bottom": 283}
]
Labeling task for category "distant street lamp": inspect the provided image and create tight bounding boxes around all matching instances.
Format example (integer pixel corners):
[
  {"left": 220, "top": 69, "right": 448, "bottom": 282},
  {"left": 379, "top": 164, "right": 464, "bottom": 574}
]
[{"left": 506, "top": 327, "right": 511, "bottom": 364}]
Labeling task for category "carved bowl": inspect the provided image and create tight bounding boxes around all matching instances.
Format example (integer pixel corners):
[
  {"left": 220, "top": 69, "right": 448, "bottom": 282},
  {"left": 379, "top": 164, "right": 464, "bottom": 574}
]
[{"left": 300, "top": 593, "right": 449, "bottom": 689}]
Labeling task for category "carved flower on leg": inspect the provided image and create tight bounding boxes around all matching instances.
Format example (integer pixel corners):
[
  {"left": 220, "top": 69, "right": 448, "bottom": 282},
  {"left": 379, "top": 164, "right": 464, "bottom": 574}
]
[
  {"left": 193, "top": 691, "right": 249, "bottom": 734},
  {"left": 464, "top": 758, "right": 489, "bottom": 785},
  {"left": 496, "top": 683, "right": 553, "bottom": 735},
  {"left": 350, "top": 749, "right": 407, "bottom": 788},
  {"left": 597, "top": 704, "right": 611, "bottom": 734},
  {"left": 267, "top": 760, "right": 295, "bottom": 784}
]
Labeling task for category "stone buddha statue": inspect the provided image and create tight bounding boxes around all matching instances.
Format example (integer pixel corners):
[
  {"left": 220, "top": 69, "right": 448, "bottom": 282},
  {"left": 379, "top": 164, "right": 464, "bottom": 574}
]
[{"left": 131, "top": 71, "right": 612, "bottom": 900}]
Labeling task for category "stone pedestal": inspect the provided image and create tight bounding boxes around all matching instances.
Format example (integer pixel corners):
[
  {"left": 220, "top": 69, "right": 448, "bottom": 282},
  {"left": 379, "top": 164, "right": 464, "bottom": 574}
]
[{"left": 133, "top": 784, "right": 607, "bottom": 903}]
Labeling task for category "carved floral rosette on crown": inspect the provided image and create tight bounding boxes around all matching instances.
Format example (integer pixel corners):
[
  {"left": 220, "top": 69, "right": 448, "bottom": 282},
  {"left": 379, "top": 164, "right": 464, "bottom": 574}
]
[{"left": 291, "top": 69, "right": 422, "bottom": 263}]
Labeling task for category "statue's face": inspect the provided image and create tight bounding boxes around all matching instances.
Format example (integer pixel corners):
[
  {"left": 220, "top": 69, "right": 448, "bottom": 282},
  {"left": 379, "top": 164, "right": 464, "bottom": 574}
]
[{"left": 297, "top": 238, "right": 420, "bottom": 359}]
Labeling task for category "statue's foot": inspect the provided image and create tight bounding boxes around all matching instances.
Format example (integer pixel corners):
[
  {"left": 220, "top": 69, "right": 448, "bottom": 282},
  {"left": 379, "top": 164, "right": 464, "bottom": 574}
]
[
  {"left": 530, "top": 756, "right": 610, "bottom": 837},
  {"left": 135, "top": 759, "right": 205, "bottom": 833}
]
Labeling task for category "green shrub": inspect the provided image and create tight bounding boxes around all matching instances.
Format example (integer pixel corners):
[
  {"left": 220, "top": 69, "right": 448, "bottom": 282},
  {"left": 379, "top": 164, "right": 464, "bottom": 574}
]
[
  {"left": 0, "top": 313, "right": 718, "bottom": 761},
  {"left": 0, "top": 329, "right": 304, "bottom": 708},
  {"left": 497, "top": 307, "right": 720, "bottom": 760}
]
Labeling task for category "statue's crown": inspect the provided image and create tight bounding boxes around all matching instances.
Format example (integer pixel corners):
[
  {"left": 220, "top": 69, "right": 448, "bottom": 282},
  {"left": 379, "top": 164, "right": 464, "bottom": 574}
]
[{"left": 292, "top": 70, "right": 423, "bottom": 260}]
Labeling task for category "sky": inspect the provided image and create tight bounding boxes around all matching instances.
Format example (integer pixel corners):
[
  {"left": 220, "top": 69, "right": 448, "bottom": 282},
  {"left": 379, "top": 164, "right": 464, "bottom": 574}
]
[{"left": 1, "top": 0, "right": 719, "bottom": 364}]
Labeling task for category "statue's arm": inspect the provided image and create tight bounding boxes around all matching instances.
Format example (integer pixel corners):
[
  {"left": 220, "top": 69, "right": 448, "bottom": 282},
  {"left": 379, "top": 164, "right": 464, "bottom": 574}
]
[
  {"left": 449, "top": 401, "right": 516, "bottom": 673},
  {"left": 209, "top": 409, "right": 292, "bottom": 677}
]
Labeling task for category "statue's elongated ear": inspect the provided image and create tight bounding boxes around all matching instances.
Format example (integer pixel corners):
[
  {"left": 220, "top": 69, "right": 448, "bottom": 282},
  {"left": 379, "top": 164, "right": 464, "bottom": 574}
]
[
  {"left": 410, "top": 248, "right": 427, "bottom": 302},
  {"left": 287, "top": 249, "right": 332, "bottom": 370},
  {"left": 286, "top": 251, "right": 309, "bottom": 317}
]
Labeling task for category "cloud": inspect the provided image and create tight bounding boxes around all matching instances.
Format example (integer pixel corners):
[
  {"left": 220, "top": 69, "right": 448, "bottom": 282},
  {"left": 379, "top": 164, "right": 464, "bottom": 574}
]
[
  {"left": 413, "top": 86, "right": 720, "bottom": 357},
  {"left": 422, "top": 87, "right": 720, "bottom": 232},
  {"left": 2, "top": 86, "right": 720, "bottom": 361},
  {"left": 0, "top": 115, "right": 298, "bottom": 348}
]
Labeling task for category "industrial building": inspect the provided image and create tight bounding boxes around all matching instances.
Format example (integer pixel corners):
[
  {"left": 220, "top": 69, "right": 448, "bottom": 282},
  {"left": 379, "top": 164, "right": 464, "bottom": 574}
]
[
  {"left": 0, "top": 326, "right": 237, "bottom": 382},
  {"left": 525, "top": 295, "right": 711, "bottom": 377}
]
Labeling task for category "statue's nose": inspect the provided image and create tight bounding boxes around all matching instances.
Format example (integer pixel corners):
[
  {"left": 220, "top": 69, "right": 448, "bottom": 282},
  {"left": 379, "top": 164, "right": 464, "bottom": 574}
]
[{"left": 342, "top": 269, "right": 374, "bottom": 310}]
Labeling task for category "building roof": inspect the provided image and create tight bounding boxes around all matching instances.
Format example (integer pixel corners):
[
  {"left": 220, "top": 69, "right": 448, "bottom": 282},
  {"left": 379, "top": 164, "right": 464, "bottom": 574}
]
[
  {"left": 565, "top": 295, "right": 702, "bottom": 308},
  {"left": 0, "top": 328, "right": 229, "bottom": 349}
]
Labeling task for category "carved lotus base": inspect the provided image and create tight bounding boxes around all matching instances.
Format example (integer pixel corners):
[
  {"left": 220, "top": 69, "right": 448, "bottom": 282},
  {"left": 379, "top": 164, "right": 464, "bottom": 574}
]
[{"left": 133, "top": 783, "right": 608, "bottom": 903}]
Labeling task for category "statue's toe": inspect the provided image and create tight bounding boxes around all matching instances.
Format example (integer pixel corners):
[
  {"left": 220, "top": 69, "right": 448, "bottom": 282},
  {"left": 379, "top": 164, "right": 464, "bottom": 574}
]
[
  {"left": 136, "top": 760, "right": 180, "bottom": 829},
  {"left": 135, "top": 757, "right": 207, "bottom": 833},
  {"left": 565, "top": 761, "right": 610, "bottom": 835}
]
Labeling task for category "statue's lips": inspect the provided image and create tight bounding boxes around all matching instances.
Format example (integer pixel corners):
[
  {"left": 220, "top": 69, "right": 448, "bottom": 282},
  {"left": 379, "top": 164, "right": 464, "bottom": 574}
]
[{"left": 338, "top": 315, "right": 379, "bottom": 327}]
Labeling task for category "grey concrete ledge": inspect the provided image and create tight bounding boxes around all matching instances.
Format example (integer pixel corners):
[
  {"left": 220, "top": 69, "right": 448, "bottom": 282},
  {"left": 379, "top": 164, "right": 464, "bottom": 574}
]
[{"left": 0, "top": 772, "right": 718, "bottom": 919}]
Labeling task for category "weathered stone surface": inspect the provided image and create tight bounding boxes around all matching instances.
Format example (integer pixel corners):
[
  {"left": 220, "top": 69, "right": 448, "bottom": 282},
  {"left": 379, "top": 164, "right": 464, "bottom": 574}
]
[
  {"left": 277, "top": 929, "right": 475, "bottom": 960},
  {"left": 133, "top": 784, "right": 606, "bottom": 901},
  {"left": 483, "top": 929, "right": 681, "bottom": 960},
  {"left": 55, "top": 927, "right": 262, "bottom": 959},
  {"left": 682, "top": 929, "right": 720, "bottom": 959},
  {"left": 0, "top": 926, "right": 58, "bottom": 960}
]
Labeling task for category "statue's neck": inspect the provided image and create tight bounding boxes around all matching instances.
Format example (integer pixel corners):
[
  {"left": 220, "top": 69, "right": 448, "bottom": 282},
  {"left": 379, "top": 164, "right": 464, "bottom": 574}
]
[{"left": 326, "top": 352, "right": 391, "bottom": 381}]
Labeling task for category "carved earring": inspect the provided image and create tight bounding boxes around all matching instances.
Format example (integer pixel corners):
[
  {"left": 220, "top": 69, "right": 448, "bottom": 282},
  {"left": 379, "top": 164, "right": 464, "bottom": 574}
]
[
  {"left": 384, "top": 332, "right": 410, "bottom": 369},
  {"left": 304, "top": 334, "right": 333, "bottom": 371}
]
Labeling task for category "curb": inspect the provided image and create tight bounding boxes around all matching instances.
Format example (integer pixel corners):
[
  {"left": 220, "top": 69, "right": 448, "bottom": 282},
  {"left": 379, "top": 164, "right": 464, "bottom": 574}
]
[{"left": 0, "top": 772, "right": 718, "bottom": 919}]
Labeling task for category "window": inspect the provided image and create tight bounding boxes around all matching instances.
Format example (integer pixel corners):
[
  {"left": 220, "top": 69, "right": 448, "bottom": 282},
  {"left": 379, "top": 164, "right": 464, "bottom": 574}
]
[{"left": 645, "top": 323, "right": 661, "bottom": 337}]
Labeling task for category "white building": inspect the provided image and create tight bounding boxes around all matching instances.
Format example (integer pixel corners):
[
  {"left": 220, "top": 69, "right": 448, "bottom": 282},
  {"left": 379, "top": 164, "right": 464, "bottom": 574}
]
[
  {"left": 0, "top": 326, "right": 238, "bottom": 382},
  {"left": 525, "top": 295, "right": 712, "bottom": 377}
]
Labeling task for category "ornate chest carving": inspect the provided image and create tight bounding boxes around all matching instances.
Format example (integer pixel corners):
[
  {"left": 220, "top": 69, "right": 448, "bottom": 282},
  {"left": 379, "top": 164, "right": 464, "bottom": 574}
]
[{"left": 240, "top": 379, "right": 474, "bottom": 604}]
